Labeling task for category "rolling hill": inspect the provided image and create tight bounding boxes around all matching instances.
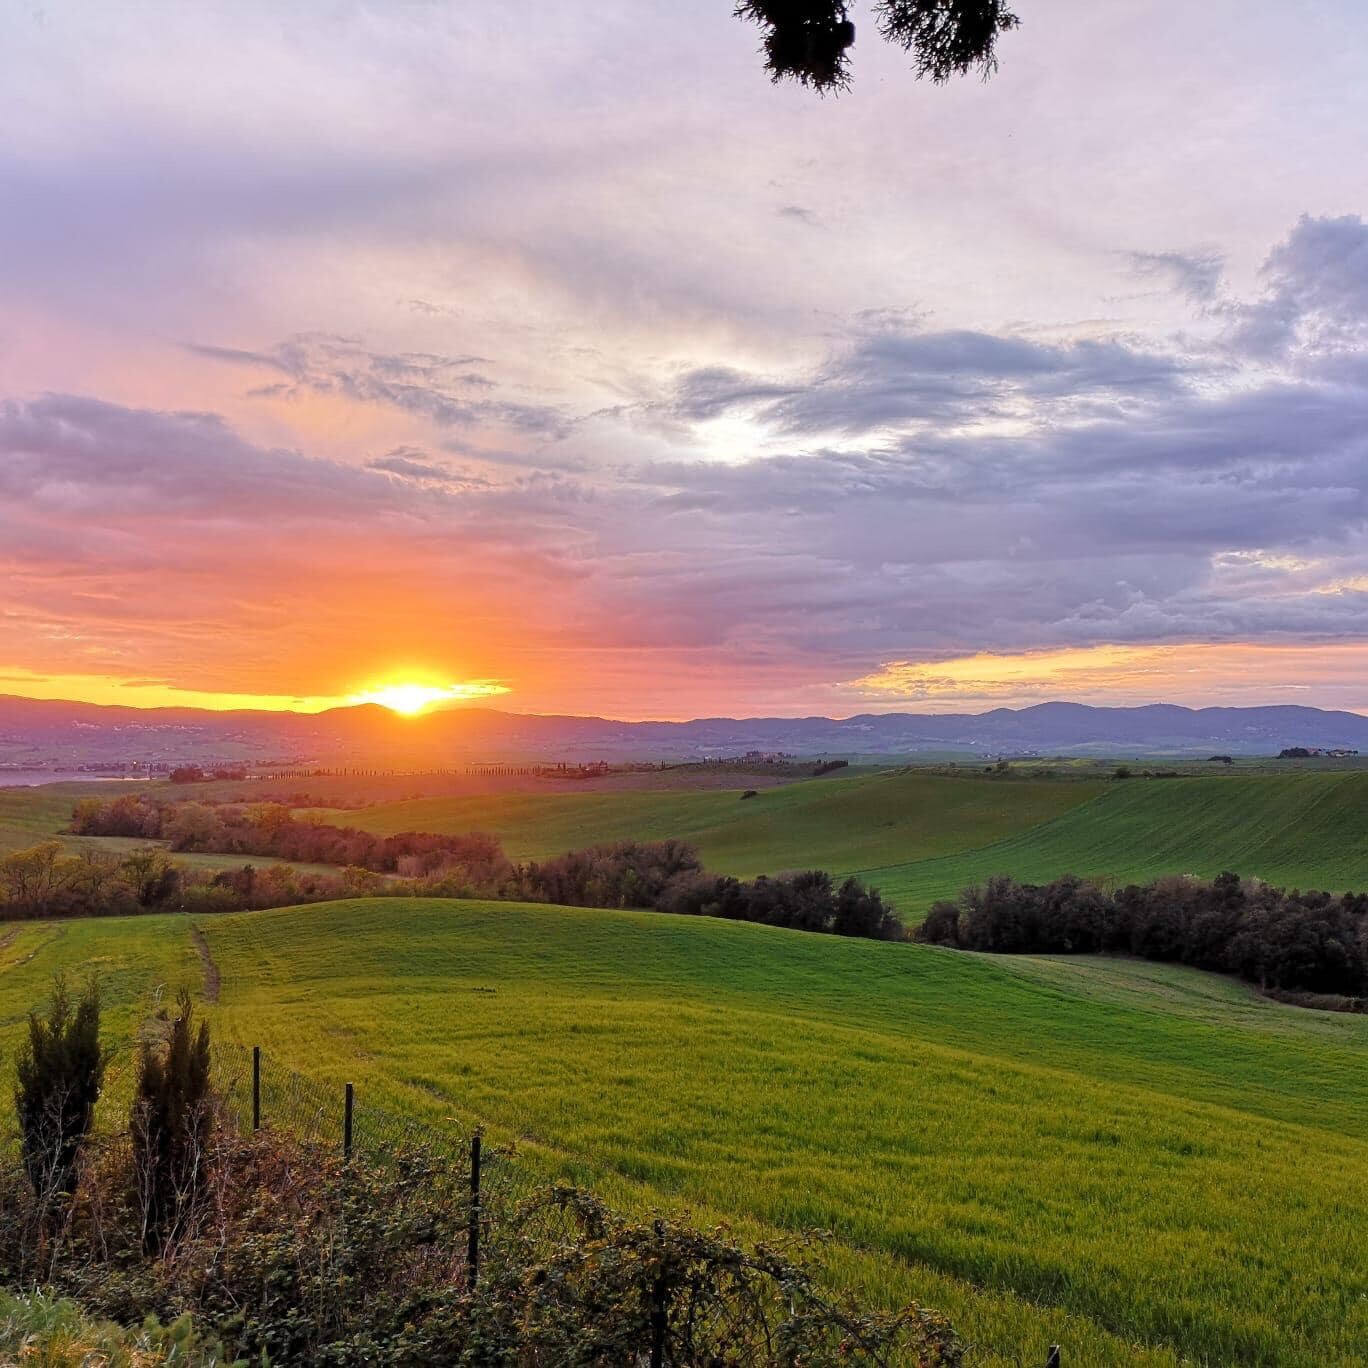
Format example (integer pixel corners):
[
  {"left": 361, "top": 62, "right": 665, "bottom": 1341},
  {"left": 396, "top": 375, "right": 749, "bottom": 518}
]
[
  {"left": 314, "top": 768, "right": 1107, "bottom": 875},
  {"left": 0, "top": 900, "right": 1363, "bottom": 1366},
  {"left": 318, "top": 768, "right": 1368, "bottom": 912},
  {"left": 860, "top": 770, "right": 1368, "bottom": 909}
]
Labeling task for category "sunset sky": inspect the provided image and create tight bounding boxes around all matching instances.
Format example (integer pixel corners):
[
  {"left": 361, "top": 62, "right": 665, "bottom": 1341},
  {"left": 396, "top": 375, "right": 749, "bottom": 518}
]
[{"left": 3, "top": 1, "right": 1368, "bottom": 719}]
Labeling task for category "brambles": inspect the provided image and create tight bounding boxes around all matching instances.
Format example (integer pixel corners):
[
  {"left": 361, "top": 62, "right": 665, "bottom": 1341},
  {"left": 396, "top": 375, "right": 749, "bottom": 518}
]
[{"left": 1, "top": 979, "right": 962, "bottom": 1366}]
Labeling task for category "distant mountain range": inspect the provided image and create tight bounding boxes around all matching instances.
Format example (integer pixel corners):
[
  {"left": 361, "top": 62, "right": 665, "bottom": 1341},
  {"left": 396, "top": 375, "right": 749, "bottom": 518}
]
[{"left": 1, "top": 694, "right": 1366, "bottom": 770}]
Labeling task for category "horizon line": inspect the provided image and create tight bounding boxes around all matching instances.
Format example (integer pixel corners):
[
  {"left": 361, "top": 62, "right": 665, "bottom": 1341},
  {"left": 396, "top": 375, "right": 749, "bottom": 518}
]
[{"left": 1, "top": 690, "right": 1364, "bottom": 725}]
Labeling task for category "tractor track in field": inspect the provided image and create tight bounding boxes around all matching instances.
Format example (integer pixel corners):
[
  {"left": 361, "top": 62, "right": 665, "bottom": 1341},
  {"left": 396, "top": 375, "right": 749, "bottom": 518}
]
[{"left": 191, "top": 925, "right": 221, "bottom": 1003}]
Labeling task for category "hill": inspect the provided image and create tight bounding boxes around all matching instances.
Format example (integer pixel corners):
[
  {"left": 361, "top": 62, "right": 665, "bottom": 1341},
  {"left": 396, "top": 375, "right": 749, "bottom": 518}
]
[
  {"left": 12, "top": 767, "right": 1368, "bottom": 919},
  {"left": 317, "top": 768, "right": 1368, "bottom": 911},
  {"left": 4, "top": 692, "right": 1368, "bottom": 769},
  {"left": 315, "top": 768, "right": 1107, "bottom": 874},
  {"left": 861, "top": 770, "right": 1368, "bottom": 909},
  {"left": 0, "top": 900, "right": 1363, "bottom": 1366}
]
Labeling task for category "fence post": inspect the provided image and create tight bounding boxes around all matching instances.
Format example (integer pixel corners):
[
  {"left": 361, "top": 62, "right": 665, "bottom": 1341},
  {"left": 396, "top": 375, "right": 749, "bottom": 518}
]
[
  {"left": 1046, "top": 1346, "right": 1061, "bottom": 1368},
  {"left": 343, "top": 1082, "right": 354, "bottom": 1160},
  {"left": 467, "top": 1131, "right": 482, "bottom": 1286},
  {"left": 251, "top": 1046, "right": 261, "bottom": 1131},
  {"left": 650, "top": 1219, "right": 668, "bottom": 1368}
]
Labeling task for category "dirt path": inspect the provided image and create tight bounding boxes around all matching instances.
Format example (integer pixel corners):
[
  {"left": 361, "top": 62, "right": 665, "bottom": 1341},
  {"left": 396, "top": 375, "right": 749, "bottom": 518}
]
[
  {"left": 190, "top": 925, "right": 221, "bottom": 1003},
  {"left": 6, "top": 924, "right": 65, "bottom": 971}
]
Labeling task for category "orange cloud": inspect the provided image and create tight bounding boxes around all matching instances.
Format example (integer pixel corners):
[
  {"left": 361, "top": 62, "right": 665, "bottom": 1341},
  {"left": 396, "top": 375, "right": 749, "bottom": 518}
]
[
  {"left": 844, "top": 643, "right": 1368, "bottom": 712},
  {"left": 0, "top": 667, "right": 508, "bottom": 714}
]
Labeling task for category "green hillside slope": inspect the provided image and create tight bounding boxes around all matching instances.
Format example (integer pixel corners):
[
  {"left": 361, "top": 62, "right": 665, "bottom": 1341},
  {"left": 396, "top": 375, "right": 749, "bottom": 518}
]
[
  {"left": 2, "top": 899, "right": 1363, "bottom": 1366},
  {"left": 316, "top": 768, "right": 1105, "bottom": 875},
  {"left": 862, "top": 771, "right": 1368, "bottom": 910}
]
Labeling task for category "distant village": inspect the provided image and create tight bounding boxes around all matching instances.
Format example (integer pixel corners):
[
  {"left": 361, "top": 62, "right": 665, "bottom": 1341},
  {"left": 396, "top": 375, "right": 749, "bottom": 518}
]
[{"left": 1277, "top": 746, "right": 1360, "bottom": 758}]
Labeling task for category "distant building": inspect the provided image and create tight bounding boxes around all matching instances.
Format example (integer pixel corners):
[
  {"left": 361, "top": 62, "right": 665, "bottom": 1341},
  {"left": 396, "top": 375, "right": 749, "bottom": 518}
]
[{"left": 1278, "top": 746, "right": 1359, "bottom": 759}]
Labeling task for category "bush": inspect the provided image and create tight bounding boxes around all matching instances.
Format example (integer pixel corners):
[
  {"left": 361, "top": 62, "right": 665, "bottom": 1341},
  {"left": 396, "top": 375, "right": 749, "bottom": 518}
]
[
  {"left": 131, "top": 991, "right": 212, "bottom": 1252},
  {"left": 479, "top": 1186, "right": 962, "bottom": 1366},
  {"left": 14, "top": 975, "right": 107, "bottom": 1206},
  {"left": 0, "top": 1124, "right": 961, "bottom": 1367}
]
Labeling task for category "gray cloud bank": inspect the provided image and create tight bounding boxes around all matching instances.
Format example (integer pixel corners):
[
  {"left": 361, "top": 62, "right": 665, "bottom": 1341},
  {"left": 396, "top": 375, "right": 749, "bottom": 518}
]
[{"left": 3, "top": 215, "right": 1368, "bottom": 697}]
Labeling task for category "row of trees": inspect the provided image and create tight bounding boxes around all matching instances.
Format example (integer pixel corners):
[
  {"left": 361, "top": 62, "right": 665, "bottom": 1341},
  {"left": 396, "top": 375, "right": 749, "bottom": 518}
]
[
  {"left": 916, "top": 872, "right": 1368, "bottom": 1001},
  {"left": 520, "top": 841, "right": 904, "bottom": 939},
  {"left": 23, "top": 797, "right": 908, "bottom": 941},
  {"left": 71, "top": 794, "right": 508, "bottom": 882},
  {"left": 0, "top": 840, "right": 351, "bottom": 919}
]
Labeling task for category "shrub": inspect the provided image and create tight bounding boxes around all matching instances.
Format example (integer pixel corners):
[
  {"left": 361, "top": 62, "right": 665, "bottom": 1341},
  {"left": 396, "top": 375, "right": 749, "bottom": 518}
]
[
  {"left": 479, "top": 1185, "right": 963, "bottom": 1366},
  {"left": 0, "top": 1123, "right": 962, "bottom": 1367},
  {"left": 14, "top": 975, "right": 107, "bottom": 1206},
  {"left": 131, "top": 991, "right": 212, "bottom": 1253}
]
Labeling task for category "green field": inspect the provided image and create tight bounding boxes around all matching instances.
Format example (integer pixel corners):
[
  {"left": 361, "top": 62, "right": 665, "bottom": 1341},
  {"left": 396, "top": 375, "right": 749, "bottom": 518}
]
[
  {"left": 316, "top": 768, "right": 1368, "bottom": 912},
  {"left": 859, "top": 770, "right": 1368, "bottom": 909},
  {"left": 0, "top": 784, "right": 335, "bottom": 877},
  {"left": 0, "top": 786, "right": 83, "bottom": 853},
  {"left": 312, "top": 768, "right": 1107, "bottom": 877},
  {"left": 11, "top": 767, "right": 1368, "bottom": 918},
  {"left": 1, "top": 899, "right": 1364, "bottom": 1366}
]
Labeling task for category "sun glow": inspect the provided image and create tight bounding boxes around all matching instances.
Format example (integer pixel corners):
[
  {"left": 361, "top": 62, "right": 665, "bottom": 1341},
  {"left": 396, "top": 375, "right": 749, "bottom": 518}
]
[{"left": 350, "top": 680, "right": 511, "bottom": 715}]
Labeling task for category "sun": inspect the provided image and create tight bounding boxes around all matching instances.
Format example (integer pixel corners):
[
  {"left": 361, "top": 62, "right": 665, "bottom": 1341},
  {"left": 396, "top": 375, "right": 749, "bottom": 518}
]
[
  {"left": 350, "top": 679, "right": 512, "bottom": 716},
  {"left": 362, "top": 684, "right": 450, "bottom": 715}
]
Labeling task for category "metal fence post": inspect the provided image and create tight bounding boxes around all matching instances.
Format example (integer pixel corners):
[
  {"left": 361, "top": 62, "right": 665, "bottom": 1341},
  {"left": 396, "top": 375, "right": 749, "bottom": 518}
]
[
  {"left": 252, "top": 1046, "right": 261, "bottom": 1131},
  {"left": 650, "top": 1219, "right": 668, "bottom": 1368},
  {"left": 1046, "top": 1346, "right": 1061, "bottom": 1368},
  {"left": 343, "top": 1082, "right": 354, "bottom": 1159},
  {"left": 467, "top": 1132, "right": 482, "bottom": 1286}
]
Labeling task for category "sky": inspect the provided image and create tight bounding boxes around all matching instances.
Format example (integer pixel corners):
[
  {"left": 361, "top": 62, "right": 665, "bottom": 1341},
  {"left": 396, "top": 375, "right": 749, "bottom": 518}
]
[{"left": 3, "top": 0, "right": 1368, "bottom": 720}]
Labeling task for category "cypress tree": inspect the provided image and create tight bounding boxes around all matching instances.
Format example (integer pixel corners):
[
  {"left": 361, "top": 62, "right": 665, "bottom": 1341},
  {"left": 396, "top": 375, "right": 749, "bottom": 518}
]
[
  {"left": 131, "top": 988, "right": 212, "bottom": 1252},
  {"left": 14, "top": 974, "right": 107, "bottom": 1203}
]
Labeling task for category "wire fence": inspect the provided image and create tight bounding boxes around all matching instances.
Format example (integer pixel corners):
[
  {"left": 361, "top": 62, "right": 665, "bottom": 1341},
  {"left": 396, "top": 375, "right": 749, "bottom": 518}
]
[{"left": 3, "top": 1042, "right": 1066, "bottom": 1366}]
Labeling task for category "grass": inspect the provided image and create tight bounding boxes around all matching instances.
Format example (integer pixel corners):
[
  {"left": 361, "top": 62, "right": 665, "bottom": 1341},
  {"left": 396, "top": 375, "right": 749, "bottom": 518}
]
[
  {"left": 0, "top": 787, "right": 82, "bottom": 854},
  {"left": 308, "top": 768, "right": 1368, "bottom": 915},
  {"left": 0, "top": 783, "right": 335, "bottom": 876},
  {"left": 312, "top": 768, "right": 1106, "bottom": 877},
  {"left": 1, "top": 899, "right": 1364, "bottom": 1366},
  {"left": 11, "top": 768, "right": 1368, "bottom": 918},
  {"left": 0, "top": 1290, "right": 217, "bottom": 1366},
  {"left": 858, "top": 770, "right": 1368, "bottom": 910}
]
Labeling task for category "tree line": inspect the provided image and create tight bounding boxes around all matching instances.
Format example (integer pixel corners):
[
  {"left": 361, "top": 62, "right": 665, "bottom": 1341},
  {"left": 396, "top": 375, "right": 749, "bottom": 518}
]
[
  {"left": 70, "top": 794, "right": 509, "bottom": 880},
  {"left": 916, "top": 872, "right": 1368, "bottom": 1006},
  {"left": 8, "top": 796, "right": 904, "bottom": 941}
]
